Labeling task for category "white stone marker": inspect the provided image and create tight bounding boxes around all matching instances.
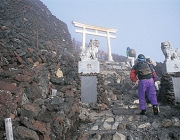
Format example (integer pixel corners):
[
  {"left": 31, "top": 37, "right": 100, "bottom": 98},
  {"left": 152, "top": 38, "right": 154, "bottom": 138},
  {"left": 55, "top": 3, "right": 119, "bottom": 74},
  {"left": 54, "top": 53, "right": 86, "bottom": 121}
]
[{"left": 51, "top": 89, "right": 57, "bottom": 97}]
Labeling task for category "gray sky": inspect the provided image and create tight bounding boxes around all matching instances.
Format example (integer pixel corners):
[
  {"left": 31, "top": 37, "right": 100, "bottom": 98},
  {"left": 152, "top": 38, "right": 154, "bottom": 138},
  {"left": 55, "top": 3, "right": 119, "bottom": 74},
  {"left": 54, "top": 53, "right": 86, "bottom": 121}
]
[{"left": 40, "top": 0, "right": 180, "bottom": 62}]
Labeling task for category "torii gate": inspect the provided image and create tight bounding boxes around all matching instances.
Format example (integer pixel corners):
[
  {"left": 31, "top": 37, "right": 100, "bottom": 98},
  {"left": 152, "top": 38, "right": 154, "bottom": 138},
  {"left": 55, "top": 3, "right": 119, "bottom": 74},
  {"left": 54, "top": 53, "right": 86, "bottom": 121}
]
[{"left": 72, "top": 21, "right": 118, "bottom": 61}]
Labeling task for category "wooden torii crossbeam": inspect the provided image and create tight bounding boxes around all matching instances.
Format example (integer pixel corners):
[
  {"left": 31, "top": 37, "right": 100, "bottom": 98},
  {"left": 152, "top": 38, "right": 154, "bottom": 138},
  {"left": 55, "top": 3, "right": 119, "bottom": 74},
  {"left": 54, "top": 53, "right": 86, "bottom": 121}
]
[{"left": 72, "top": 21, "right": 118, "bottom": 61}]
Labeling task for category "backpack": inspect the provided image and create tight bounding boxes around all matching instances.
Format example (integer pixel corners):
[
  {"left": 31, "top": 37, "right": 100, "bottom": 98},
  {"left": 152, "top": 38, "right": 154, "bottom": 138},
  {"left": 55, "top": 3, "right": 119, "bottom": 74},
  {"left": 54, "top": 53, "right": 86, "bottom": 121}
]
[
  {"left": 136, "top": 62, "right": 152, "bottom": 76},
  {"left": 129, "top": 49, "right": 136, "bottom": 57}
]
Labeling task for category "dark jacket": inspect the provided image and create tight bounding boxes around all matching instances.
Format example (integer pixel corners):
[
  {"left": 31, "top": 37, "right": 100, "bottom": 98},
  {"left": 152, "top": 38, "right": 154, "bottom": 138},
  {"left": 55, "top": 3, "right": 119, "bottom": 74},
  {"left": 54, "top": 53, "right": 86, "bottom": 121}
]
[{"left": 130, "top": 61, "right": 157, "bottom": 82}]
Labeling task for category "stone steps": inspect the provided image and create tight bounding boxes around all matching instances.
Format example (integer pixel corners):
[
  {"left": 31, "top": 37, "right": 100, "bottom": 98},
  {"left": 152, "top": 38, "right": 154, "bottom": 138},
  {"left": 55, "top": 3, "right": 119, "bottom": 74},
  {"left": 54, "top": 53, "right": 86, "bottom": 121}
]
[{"left": 78, "top": 94, "right": 180, "bottom": 140}]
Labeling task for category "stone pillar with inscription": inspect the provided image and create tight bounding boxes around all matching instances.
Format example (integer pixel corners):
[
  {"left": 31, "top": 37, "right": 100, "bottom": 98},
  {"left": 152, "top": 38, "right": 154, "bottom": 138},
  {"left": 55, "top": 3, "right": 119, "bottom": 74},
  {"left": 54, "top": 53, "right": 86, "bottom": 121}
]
[
  {"left": 162, "top": 60, "right": 180, "bottom": 73},
  {"left": 161, "top": 41, "right": 180, "bottom": 103},
  {"left": 78, "top": 39, "right": 100, "bottom": 103}
]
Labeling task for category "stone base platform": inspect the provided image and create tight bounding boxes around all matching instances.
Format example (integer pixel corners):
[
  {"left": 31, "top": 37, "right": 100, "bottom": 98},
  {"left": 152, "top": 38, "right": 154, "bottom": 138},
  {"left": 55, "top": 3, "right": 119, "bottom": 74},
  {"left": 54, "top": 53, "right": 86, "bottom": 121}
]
[
  {"left": 162, "top": 60, "right": 180, "bottom": 73},
  {"left": 78, "top": 60, "right": 99, "bottom": 74}
]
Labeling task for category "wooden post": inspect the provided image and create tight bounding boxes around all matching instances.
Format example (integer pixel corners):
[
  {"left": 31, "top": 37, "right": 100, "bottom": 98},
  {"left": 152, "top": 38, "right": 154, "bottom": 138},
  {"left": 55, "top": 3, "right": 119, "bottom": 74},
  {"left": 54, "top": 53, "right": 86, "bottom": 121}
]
[{"left": 5, "top": 118, "right": 14, "bottom": 140}]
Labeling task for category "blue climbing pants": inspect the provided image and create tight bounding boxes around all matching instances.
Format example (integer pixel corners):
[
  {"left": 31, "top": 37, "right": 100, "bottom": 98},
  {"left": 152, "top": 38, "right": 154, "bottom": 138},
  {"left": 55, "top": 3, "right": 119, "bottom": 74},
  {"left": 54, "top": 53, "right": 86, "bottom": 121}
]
[{"left": 138, "top": 78, "right": 158, "bottom": 110}]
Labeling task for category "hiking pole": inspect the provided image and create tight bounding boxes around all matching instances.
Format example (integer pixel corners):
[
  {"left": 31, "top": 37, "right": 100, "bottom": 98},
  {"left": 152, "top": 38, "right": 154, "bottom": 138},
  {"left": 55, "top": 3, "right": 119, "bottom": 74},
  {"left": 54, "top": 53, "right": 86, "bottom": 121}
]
[{"left": 132, "top": 80, "right": 138, "bottom": 89}]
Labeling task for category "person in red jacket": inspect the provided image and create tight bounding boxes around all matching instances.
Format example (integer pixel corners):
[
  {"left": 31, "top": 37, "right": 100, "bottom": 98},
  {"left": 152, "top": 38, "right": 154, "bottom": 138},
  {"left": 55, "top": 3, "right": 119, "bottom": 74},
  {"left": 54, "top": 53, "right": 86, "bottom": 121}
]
[{"left": 130, "top": 54, "right": 159, "bottom": 115}]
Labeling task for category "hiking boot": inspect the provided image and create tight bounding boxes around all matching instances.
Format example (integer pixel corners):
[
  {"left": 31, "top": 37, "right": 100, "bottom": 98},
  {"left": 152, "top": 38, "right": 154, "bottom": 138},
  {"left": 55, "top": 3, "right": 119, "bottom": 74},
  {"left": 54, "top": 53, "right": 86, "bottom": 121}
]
[
  {"left": 153, "top": 105, "right": 158, "bottom": 115},
  {"left": 140, "top": 110, "right": 146, "bottom": 115}
]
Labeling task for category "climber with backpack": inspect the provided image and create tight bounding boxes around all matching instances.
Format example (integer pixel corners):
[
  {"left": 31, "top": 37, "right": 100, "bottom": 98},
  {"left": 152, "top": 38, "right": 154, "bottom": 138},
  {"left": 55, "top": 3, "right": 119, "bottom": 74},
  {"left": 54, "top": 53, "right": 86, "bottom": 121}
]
[
  {"left": 130, "top": 54, "right": 159, "bottom": 115},
  {"left": 146, "top": 56, "right": 159, "bottom": 91},
  {"left": 126, "top": 47, "right": 136, "bottom": 67}
]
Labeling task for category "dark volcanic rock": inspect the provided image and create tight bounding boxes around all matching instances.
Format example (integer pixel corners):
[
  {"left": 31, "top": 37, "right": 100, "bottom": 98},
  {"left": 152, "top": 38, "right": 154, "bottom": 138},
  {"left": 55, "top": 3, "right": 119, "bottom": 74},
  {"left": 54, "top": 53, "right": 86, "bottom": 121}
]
[
  {"left": 14, "top": 126, "right": 39, "bottom": 140},
  {"left": 0, "top": 0, "right": 80, "bottom": 139}
]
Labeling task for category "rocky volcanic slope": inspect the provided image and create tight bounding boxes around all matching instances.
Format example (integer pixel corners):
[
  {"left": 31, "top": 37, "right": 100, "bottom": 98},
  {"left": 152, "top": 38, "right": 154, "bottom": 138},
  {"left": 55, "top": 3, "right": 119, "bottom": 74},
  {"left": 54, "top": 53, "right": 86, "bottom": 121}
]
[
  {"left": 0, "top": 0, "right": 180, "bottom": 140},
  {"left": 0, "top": 0, "right": 81, "bottom": 139}
]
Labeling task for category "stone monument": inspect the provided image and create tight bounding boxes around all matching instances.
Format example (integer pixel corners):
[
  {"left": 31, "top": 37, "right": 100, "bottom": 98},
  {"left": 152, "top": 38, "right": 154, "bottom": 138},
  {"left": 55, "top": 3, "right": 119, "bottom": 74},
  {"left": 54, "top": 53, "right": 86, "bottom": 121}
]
[
  {"left": 161, "top": 41, "right": 180, "bottom": 103},
  {"left": 161, "top": 41, "right": 180, "bottom": 73},
  {"left": 78, "top": 39, "right": 100, "bottom": 103}
]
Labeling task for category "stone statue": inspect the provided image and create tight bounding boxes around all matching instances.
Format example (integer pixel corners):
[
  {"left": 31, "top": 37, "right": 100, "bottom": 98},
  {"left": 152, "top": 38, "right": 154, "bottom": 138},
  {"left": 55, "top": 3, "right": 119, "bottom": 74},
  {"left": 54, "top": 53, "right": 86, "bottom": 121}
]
[
  {"left": 175, "top": 47, "right": 180, "bottom": 58},
  {"left": 161, "top": 41, "right": 179, "bottom": 61},
  {"left": 79, "top": 39, "right": 100, "bottom": 61}
]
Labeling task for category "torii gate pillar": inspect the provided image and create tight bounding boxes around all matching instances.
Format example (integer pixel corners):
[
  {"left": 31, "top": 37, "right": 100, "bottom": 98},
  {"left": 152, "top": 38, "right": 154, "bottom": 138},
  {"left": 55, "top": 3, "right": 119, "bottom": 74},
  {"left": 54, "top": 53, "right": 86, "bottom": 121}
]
[
  {"left": 107, "top": 32, "right": 113, "bottom": 61},
  {"left": 72, "top": 21, "right": 118, "bottom": 61}
]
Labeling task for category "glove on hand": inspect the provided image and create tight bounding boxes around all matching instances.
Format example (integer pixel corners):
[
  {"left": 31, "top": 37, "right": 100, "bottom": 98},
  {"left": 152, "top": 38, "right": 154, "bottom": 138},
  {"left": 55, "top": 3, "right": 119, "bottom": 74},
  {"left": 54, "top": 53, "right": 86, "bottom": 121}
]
[{"left": 153, "top": 72, "right": 158, "bottom": 82}]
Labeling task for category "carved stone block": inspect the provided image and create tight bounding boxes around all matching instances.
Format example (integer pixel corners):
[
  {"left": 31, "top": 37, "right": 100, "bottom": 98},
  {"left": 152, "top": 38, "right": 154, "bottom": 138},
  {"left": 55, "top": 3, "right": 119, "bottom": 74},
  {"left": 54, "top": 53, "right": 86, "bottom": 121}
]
[
  {"left": 172, "top": 77, "right": 180, "bottom": 103},
  {"left": 78, "top": 60, "right": 99, "bottom": 74},
  {"left": 162, "top": 60, "right": 180, "bottom": 73},
  {"left": 81, "top": 76, "right": 97, "bottom": 103}
]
